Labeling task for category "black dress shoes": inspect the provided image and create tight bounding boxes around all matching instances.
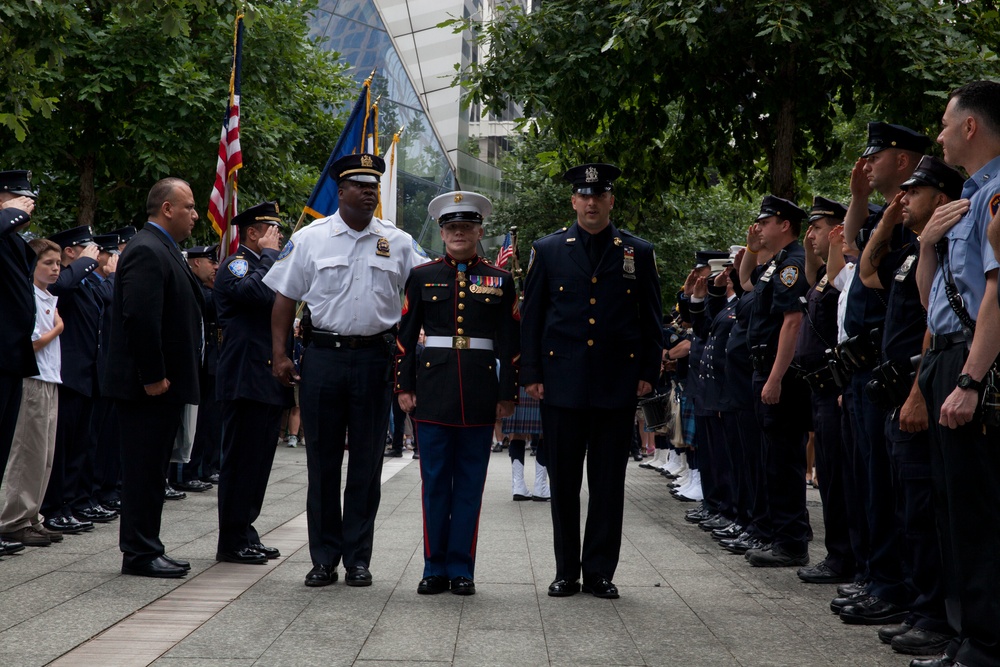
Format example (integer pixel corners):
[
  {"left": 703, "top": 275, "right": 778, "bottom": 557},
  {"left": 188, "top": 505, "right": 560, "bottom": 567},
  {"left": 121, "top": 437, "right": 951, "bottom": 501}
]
[
  {"left": 162, "top": 554, "right": 191, "bottom": 570},
  {"left": 720, "top": 533, "right": 758, "bottom": 554},
  {"left": 747, "top": 546, "right": 808, "bottom": 568},
  {"left": 304, "top": 564, "right": 337, "bottom": 587},
  {"left": 164, "top": 484, "right": 187, "bottom": 501},
  {"left": 216, "top": 547, "right": 268, "bottom": 565},
  {"left": 547, "top": 579, "right": 580, "bottom": 597},
  {"left": 0, "top": 538, "right": 25, "bottom": 555},
  {"left": 879, "top": 621, "right": 914, "bottom": 644},
  {"left": 712, "top": 523, "right": 743, "bottom": 541},
  {"left": 699, "top": 516, "right": 732, "bottom": 532},
  {"left": 76, "top": 506, "right": 117, "bottom": 523},
  {"left": 174, "top": 479, "right": 213, "bottom": 492},
  {"left": 103, "top": 499, "right": 122, "bottom": 512},
  {"left": 383, "top": 449, "right": 403, "bottom": 458},
  {"left": 250, "top": 543, "right": 280, "bottom": 559},
  {"left": 838, "top": 581, "right": 867, "bottom": 596},
  {"left": 909, "top": 656, "right": 954, "bottom": 667},
  {"left": 684, "top": 507, "right": 711, "bottom": 524},
  {"left": 891, "top": 628, "right": 953, "bottom": 656},
  {"left": 451, "top": 577, "right": 476, "bottom": 595},
  {"left": 122, "top": 556, "right": 187, "bottom": 578},
  {"left": 512, "top": 493, "right": 532, "bottom": 501},
  {"left": 204, "top": 473, "right": 221, "bottom": 484},
  {"left": 796, "top": 560, "right": 853, "bottom": 584},
  {"left": 839, "top": 595, "right": 909, "bottom": 625},
  {"left": 582, "top": 577, "right": 619, "bottom": 599},
  {"left": 44, "top": 516, "right": 89, "bottom": 534},
  {"left": 417, "top": 575, "right": 450, "bottom": 595},
  {"left": 345, "top": 565, "right": 373, "bottom": 587}
]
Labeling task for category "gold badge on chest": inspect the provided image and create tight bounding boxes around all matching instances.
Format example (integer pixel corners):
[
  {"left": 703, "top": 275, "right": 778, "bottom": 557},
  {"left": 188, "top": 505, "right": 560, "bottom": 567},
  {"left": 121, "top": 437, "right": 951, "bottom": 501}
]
[{"left": 376, "top": 237, "right": 390, "bottom": 257}]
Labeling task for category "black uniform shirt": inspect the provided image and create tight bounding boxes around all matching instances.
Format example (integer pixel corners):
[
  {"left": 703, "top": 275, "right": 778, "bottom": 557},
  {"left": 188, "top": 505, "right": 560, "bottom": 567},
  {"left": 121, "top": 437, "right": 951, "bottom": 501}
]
[
  {"left": 793, "top": 264, "right": 840, "bottom": 370},
  {"left": 747, "top": 240, "right": 808, "bottom": 350},
  {"left": 878, "top": 240, "right": 925, "bottom": 364}
]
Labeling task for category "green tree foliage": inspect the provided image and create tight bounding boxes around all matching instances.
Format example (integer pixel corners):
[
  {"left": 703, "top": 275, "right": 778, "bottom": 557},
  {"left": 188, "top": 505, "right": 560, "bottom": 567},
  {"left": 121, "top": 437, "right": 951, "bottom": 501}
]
[{"left": 0, "top": 0, "right": 353, "bottom": 242}]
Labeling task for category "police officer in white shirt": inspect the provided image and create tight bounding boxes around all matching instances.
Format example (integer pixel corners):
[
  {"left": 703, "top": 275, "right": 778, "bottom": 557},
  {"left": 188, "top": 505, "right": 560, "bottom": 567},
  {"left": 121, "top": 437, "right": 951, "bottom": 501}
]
[{"left": 264, "top": 152, "right": 427, "bottom": 588}]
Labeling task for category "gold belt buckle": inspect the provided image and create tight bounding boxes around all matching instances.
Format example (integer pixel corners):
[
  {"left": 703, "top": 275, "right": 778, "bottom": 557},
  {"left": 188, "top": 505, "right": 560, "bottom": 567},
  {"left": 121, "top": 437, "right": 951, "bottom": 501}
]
[{"left": 452, "top": 335, "right": 470, "bottom": 350}]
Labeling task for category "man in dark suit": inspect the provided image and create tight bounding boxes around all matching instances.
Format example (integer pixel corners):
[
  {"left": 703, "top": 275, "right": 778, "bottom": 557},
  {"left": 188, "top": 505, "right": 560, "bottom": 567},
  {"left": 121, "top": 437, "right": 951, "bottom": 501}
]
[
  {"left": 520, "top": 163, "right": 663, "bottom": 599},
  {"left": 0, "top": 170, "right": 39, "bottom": 557},
  {"left": 214, "top": 202, "right": 292, "bottom": 565},
  {"left": 103, "top": 177, "right": 204, "bottom": 578}
]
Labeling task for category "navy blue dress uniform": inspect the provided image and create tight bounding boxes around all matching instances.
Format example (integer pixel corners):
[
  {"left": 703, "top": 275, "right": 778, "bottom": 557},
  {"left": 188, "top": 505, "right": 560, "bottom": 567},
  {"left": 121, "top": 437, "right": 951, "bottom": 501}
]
[
  {"left": 745, "top": 195, "right": 812, "bottom": 565},
  {"left": 0, "top": 170, "right": 38, "bottom": 516},
  {"left": 520, "top": 163, "right": 663, "bottom": 597},
  {"left": 102, "top": 193, "right": 205, "bottom": 577},
  {"left": 262, "top": 153, "right": 427, "bottom": 587},
  {"left": 43, "top": 225, "right": 119, "bottom": 530},
  {"left": 214, "top": 203, "right": 294, "bottom": 564},
  {"left": 394, "top": 192, "right": 520, "bottom": 594},
  {"left": 864, "top": 157, "right": 964, "bottom": 643},
  {"left": 792, "top": 197, "right": 857, "bottom": 585}
]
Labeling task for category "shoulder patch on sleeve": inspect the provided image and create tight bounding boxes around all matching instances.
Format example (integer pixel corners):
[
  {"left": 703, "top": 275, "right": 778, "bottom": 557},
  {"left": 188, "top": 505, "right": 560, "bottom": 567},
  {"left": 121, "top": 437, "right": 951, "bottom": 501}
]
[
  {"left": 412, "top": 239, "right": 429, "bottom": 258},
  {"left": 990, "top": 192, "right": 1000, "bottom": 218},
  {"left": 228, "top": 259, "right": 248, "bottom": 278},
  {"left": 277, "top": 240, "right": 294, "bottom": 261},
  {"left": 779, "top": 265, "right": 799, "bottom": 287},
  {"left": 527, "top": 247, "right": 536, "bottom": 274}
]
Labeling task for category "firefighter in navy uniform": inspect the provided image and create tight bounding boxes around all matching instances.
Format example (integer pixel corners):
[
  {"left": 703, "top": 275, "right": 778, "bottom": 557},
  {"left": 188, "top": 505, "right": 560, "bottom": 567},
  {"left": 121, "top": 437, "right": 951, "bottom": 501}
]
[
  {"left": 520, "top": 163, "right": 663, "bottom": 600},
  {"left": 395, "top": 192, "right": 520, "bottom": 596},
  {"left": 742, "top": 195, "right": 811, "bottom": 568},
  {"left": 214, "top": 202, "right": 293, "bottom": 565}
]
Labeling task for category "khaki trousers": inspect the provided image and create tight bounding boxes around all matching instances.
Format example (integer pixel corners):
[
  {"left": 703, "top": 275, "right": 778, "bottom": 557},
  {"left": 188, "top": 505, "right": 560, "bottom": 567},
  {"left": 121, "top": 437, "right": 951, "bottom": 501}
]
[{"left": 0, "top": 378, "right": 59, "bottom": 532}]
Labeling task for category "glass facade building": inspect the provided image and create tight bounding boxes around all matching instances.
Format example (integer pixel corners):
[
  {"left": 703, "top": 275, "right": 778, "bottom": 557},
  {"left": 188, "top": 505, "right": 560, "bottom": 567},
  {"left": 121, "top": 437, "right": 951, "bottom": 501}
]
[{"left": 309, "top": 0, "right": 520, "bottom": 252}]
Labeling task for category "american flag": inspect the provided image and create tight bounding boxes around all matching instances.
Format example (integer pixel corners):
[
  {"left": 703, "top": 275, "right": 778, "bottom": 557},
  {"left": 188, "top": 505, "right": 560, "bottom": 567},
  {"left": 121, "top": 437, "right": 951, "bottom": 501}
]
[
  {"left": 495, "top": 231, "right": 514, "bottom": 268},
  {"left": 207, "top": 14, "right": 244, "bottom": 260}
]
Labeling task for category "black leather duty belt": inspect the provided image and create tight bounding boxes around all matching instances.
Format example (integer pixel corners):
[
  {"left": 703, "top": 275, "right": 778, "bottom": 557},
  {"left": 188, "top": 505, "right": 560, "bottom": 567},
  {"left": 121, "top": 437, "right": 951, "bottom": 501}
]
[
  {"left": 928, "top": 330, "right": 967, "bottom": 352},
  {"left": 311, "top": 330, "right": 389, "bottom": 350}
]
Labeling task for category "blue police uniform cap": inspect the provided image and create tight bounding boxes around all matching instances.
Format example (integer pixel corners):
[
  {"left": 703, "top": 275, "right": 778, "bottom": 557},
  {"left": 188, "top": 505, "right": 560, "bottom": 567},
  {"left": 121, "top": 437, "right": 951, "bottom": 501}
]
[
  {"left": 428, "top": 191, "right": 492, "bottom": 226},
  {"left": 49, "top": 225, "right": 95, "bottom": 249},
  {"left": 563, "top": 163, "right": 621, "bottom": 195},
  {"left": 93, "top": 233, "right": 121, "bottom": 252},
  {"left": 232, "top": 201, "right": 283, "bottom": 228},
  {"left": 901, "top": 155, "right": 965, "bottom": 201},
  {"left": 694, "top": 249, "right": 729, "bottom": 268},
  {"left": 184, "top": 245, "right": 218, "bottom": 261},
  {"left": 332, "top": 153, "right": 385, "bottom": 184},
  {"left": 861, "top": 122, "right": 932, "bottom": 157},
  {"left": 756, "top": 195, "right": 806, "bottom": 223},
  {"left": 808, "top": 196, "right": 848, "bottom": 223},
  {"left": 111, "top": 225, "right": 137, "bottom": 244},
  {"left": 0, "top": 170, "right": 38, "bottom": 199}
]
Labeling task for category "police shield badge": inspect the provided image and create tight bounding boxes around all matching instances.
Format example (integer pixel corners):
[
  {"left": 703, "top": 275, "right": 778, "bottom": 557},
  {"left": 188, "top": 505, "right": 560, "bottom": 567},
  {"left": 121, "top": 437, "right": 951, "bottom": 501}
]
[
  {"left": 376, "top": 237, "right": 391, "bottom": 257},
  {"left": 228, "top": 259, "right": 248, "bottom": 278},
  {"left": 779, "top": 266, "right": 799, "bottom": 287}
]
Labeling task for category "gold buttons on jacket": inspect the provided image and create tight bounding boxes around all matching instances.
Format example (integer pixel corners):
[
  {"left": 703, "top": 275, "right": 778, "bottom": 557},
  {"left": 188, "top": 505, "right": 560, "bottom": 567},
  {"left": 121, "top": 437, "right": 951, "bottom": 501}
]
[
  {"left": 587, "top": 339, "right": 594, "bottom": 346},
  {"left": 589, "top": 318, "right": 595, "bottom": 324},
  {"left": 630, "top": 353, "right": 635, "bottom": 359},
  {"left": 457, "top": 316, "right": 464, "bottom": 323},
  {"left": 460, "top": 281, "right": 466, "bottom": 287},
  {"left": 626, "top": 289, "right": 631, "bottom": 294},
  {"left": 457, "top": 328, "right": 464, "bottom": 335},
  {"left": 559, "top": 286, "right": 564, "bottom": 291},
  {"left": 458, "top": 303, "right": 465, "bottom": 310},
  {"left": 591, "top": 277, "right": 598, "bottom": 284},
  {"left": 425, "top": 362, "right": 431, "bottom": 367},
  {"left": 549, "top": 351, "right": 554, "bottom": 356},
  {"left": 432, "top": 296, "right": 438, "bottom": 301},
  {"left": 459, "top": 291, "right": 466, "bottom": 297},
  {"left": 590, "top": 298, "right": 596, "bottom": 304},
  {"left": 485, "top": 298, "right": 491, "bottom": 302}
]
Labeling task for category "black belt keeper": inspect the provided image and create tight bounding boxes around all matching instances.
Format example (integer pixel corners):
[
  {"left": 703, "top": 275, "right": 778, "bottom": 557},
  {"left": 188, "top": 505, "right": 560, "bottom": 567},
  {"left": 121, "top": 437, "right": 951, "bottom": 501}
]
[
  {"left": 311, "top": 330, "right": 392, "bottom": 350},
  {"left": 928, "top": 330, "right": 968, "bottom": 352}
]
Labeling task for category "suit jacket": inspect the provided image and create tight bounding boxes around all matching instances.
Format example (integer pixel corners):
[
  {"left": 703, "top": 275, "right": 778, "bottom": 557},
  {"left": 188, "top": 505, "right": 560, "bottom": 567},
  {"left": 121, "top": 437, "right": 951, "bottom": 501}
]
[
  {"left": 101, "top": 226, "right": 204, "bottom": 404},
  {"left": 214, "top": 245, "right": 291, "bottom": 407},
  {"left": 0, "top": 209, "right": 38, "bottom": 378},
  {"left": 520, "top": 222, "right": 663, "bottom": 410}
]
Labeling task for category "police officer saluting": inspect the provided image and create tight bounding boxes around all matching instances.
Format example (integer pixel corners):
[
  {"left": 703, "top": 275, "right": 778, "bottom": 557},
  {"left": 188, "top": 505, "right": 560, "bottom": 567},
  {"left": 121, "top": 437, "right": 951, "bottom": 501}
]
[
  {"left": 741, "top": 195, "right": 811, "bottom": 568},
  {"left": 395, "top": 192, "right": 520, "bottom": 596},
  {"left": 520, "top": 163, "right": 663, "bottom": 599},
  {"left": 215, "top": 202, "right": 293, "bottom": 564}
]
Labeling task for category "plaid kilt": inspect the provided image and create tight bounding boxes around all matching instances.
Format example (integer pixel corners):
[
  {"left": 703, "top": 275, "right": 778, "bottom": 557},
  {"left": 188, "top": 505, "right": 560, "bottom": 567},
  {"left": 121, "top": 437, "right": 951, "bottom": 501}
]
[{"left": 501, "top": 388, "right": 542, "bottom": 435}]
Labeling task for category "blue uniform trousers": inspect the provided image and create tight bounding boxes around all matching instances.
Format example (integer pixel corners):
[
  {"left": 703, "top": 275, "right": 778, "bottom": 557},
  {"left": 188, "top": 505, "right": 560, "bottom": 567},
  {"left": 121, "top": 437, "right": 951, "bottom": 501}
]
[
  {"left": 702, "top": 413, "right": 736, "bottom": 521},
  {"left": 413, "top": 422, "right": 493, "bottom": 580},
  {"left": 735, "top": 406, "right": 770, "bottom": 541},
  {"left": 839, "top": 383, "right": 871, "bottom": 582},
  {"left": 810, "top": 391, "right": 855, "bottom": 576}
]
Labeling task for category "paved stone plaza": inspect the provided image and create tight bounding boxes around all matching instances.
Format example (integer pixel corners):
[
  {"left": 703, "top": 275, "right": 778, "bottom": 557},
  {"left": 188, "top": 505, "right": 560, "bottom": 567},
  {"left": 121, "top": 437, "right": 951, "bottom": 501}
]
[{"left": 0, "top": 447, "right": 914, "bottom": 666}]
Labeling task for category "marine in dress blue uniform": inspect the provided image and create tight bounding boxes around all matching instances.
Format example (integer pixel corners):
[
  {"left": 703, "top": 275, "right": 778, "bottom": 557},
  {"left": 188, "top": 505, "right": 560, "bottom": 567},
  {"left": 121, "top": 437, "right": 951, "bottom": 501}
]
[
  {"left": 264, "top": 153, "right": 427, "bottom": 587},
  {"left": 214, "top": 202, "right": 294, "bottom": 564},
  {"left": 395, "top": 192, "right": 520, "bottom": 595},
  {"left": 521, "top": 163, "right": 663, "bottom": 599},
  {"left": 744, "top": 195, "right": 811, "bottom": 567},
  {"left": 0, "top": 170, "right": 38, "bottom": 556}
]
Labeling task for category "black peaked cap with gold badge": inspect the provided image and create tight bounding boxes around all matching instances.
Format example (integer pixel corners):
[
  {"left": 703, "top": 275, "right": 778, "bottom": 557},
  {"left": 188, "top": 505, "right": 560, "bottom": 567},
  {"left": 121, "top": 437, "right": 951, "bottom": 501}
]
[
  {"left": 563, "top": 163, "right": 622, "bottom": 195},
  {"left": 331, "top": 153, "right": 385, "bottom": 184}
]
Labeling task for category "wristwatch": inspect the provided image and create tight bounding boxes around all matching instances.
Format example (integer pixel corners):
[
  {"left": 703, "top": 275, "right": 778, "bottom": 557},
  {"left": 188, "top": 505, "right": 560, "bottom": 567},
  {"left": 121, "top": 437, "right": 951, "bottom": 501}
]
[{"left": 957, "top": 373, "right": 985, "bottom": 392}]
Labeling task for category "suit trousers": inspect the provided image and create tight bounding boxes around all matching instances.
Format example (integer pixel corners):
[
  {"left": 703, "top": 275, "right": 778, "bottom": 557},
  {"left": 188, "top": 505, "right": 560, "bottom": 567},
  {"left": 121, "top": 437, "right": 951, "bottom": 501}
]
[
  {"left": 0, "top": 378, "right": 58, "bottom": 532},
  {"left": 300, "top": 344, "right": 392, "bottom": 569},
  {"left": 90, "top": 396, "right": 121, "bottom": 505},
  {"left": 541, "top": 404, "right": 632, "bottom": 582},
  {"left": 413, "top": 422, "right": 493, "bottom": 580},
  {"left": 117, "top": 398, "right": 183, "bottom": 567},
  {"left": 919, "top": 345, "right": 1000, "bottom": 665},
  {"left": 217, "top": 399, "right": 282, "bottom": 552}
]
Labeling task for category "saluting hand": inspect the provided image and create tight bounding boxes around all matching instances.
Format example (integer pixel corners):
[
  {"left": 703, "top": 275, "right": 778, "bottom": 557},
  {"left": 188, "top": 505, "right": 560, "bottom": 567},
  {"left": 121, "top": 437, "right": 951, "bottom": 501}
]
[
  {"left": 272, "top": 354, "right": 300, "bottom": 387},
  {"left": 259, "top": 225, "right": 282, "bottom": 252},
  {"left": 104, "top": 252, "right": 119, "bottom": 274},
  {"left": 81, "top": 244, "right": 100, "bottom": 261},
  {"left": 881, "top": 191, "right": 905, "bottom": 228},
  {"left": 692, "top": 275, "right": 708, "bottom": 299},
  {"left": 850, "top": 157, "right": 873, "bottom": 201},
  {"left": 746, "top": 224, "right": 763, "bottom": 254},
  {"left": 919, "top": 199, "right": 970, "bottom": 246},
  {"left": 1, "top": 196, "right": 35, "bottom": 216}
]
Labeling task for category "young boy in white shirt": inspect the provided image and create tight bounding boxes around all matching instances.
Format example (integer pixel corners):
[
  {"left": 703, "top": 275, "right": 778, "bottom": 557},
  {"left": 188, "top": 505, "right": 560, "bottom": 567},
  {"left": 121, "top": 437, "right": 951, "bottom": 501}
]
[{"left": 0, "top": 239, "right": 65, "bottom": 546}]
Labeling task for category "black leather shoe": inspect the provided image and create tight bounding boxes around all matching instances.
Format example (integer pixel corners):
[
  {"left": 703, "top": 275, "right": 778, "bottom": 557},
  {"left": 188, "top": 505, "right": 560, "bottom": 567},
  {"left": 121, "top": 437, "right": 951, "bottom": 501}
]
[
  {"left": 712, "top": 523, "right": 743, "bottom": 541},
  {"left": 547, "top": 579, "right": 580, "bottom": 597},
  {"left": 512, "top": 493, "right": 532, "bottom": 501},
  {"left": 164, "top": 484, "right": 187, "bottom": 501},
  {"left": 0, "top": 538, "right": 25, "bottom": 555},
  {"left": 631, "top": 452, "right": 643, "bottom": 461},
  {"left": 747, "top": 546, "right": 809, "bottom": 568},
  {"left": 879, "top": 621, "right": 914, "bottom": 644},
  {"left": 909, "top": 656, "right": 954, "bottom": 667},
  {"left": 216, "top": 548, "right": 267, "bottom": 565},
  {"left": 838, "top": 581, "right": 867, "bottom": 597},
  {"left": 43, "top": 516, "right": 86, "bottom": 534},
  {"left": 383, "top": 449, "right": 403, "bottom": 458},
  {"left": 75, "top": 506, "right": 117, "bottom": 523},
  {"left": 411, "top": 451, "right": 419, "bottom": 460},
  {"left": 582, "top": 577, "right": 619, "bottom": 599},
  {"left": 204, "top": 473, "right": 221, "bottom": 484},
  {"left": 250, "top": 543, "right": 280, "bottom": 559},
  {"left": 797, "top": 560, "right": 853, "bottom": 584},
  {"left": 839, "top": 595, "right": 909, "bottom": 625},
  {"left": 304, "top": 564, "right": 337, "bottom": 587},
  {"left": 451, "top": 577, "right": 476, "bottom": 595},
  {"left": 103, "top": 499, "right": 122, "bottom": 512},
  {"left": 122, "top": 556, "right": 187, "bottom": 578},
  {"left": 684, "top": 508, "right": 711, "bottom": 524},
  {"left": 174, "top": 479, "right": 213, "bottom": 492},
  {"left": 891, "top": 628, "right": 953, "bottom": 656},
  {"left": 345, "top": 565, "right": 373, "bottom": 587},
  {"left": 720, "top": 533, "right": 755, "bottom": 554},
  {"left": 699, "top": 515, "right": 731, "bottom": 532},
  {"left": 830, "top": 591, "right": 870, "bottom": 613},
  {"left": 417, "top": 575, "right": 450, "bottom": 595},
  {"left": 162, "top": 554, "right": 191, "bottom": 571}
]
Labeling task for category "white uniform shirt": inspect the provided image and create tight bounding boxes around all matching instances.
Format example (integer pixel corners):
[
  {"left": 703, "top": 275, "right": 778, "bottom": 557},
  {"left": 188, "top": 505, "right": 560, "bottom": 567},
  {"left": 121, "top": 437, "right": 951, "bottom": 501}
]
[
  {"left": 263, "top": 211, "right": 428, "bottom": 335},
  {"left": 833, "top": 262, "right": 856, "bottom": 345},
  {"left": 31, "top": 285, "right": 62, "bottom": 384}
]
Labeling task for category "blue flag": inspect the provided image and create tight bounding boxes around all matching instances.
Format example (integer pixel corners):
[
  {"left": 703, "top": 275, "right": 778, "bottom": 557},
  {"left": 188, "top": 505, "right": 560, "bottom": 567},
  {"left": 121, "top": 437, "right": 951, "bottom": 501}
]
[{"left": 304, "top": 74, "right": 375, "bottom": 219}]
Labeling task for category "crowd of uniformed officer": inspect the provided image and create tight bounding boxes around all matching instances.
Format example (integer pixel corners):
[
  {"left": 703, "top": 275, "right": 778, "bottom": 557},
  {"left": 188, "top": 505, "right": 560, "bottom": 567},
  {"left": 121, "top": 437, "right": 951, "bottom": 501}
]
[{"left": 644, "top": 81, "right": 1000, "bottom": 667}]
